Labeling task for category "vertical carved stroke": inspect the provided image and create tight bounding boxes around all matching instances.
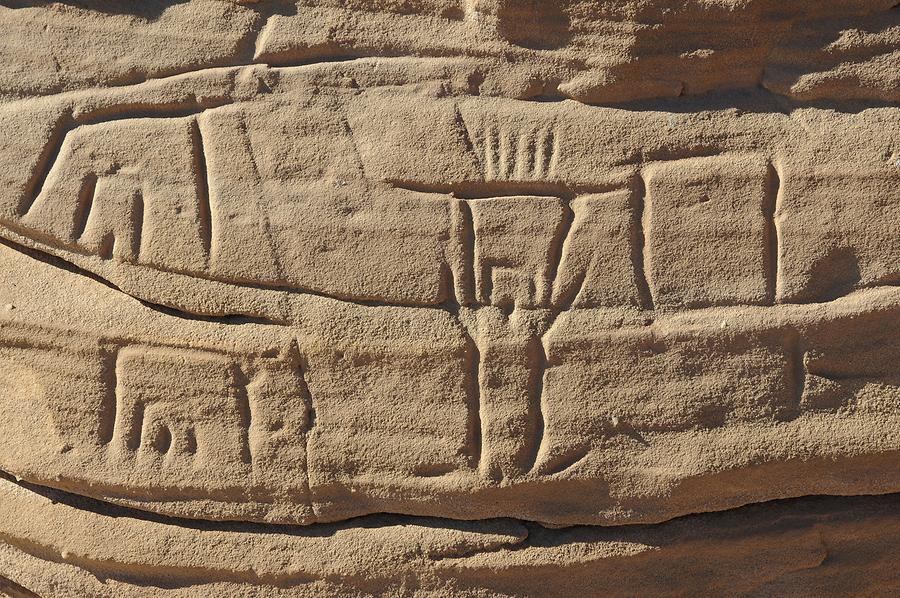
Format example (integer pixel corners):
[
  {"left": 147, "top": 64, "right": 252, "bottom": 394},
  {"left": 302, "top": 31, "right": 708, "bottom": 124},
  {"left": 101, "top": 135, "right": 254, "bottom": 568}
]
[
  {"left": 450, "top": 198, "right": 476, "bottom": 306},
  {"left": 635, "top": 173, "right": 655, "bottom": 310},
  {"left": 522, "top": 334, "right": 547, "bottom": 474},
  {"left": 233, "top": 364, "right": 253, "bottom": 465},
  {"left": 237, "top": 113, "right": 285, "bottom": 280},
  {"left": 289, "top": 340, "right": 317, "bottom": 508},
  {"left": 131, "top": 189, "right": 145, "bottom": 262},
  {"left": 767, "top": 160, "right": 783, "bottom": 304},
  {"left": 72, "top": 174, "right": 98, "bottom": 242},
  {"left": 97, "top": 344, "right": 119, "bottom": 445},
  {"left": 527, "top": 196, "right": 577, "bottom": 474},
  {"left": 451, "top": 195, "right": 482, "bottom": 469},
  {"left": 542, "top": 198, "right": 575, "bottom": 306},
  {"left": 462, "top": 331, "right": 483, "bottom": 470},
  {"left": 191, "top": 118, "right": 213, "bottom": 267},
  {"left": 783, "top": 327, "right": 807, "bottom": 420},
  {"left": 547, "top": 121, "right": 560, "bottom": 177}
]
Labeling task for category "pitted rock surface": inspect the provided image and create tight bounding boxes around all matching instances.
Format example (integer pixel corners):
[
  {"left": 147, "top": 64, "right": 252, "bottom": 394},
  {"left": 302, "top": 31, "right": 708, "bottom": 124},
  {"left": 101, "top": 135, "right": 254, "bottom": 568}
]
[{"left": 0, "top": 1, "right": 898, "bottom": 596}]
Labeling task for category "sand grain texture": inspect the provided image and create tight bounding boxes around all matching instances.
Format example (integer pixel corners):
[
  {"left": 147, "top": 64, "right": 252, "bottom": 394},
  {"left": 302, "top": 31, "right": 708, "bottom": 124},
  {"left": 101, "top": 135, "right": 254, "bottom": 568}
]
[{"left": 0, "top": 0, "right": 898, "bottom": 595}]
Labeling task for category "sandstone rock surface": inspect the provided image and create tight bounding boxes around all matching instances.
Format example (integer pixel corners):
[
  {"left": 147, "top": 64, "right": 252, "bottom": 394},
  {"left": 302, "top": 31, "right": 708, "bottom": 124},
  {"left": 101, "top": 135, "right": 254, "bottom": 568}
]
[{"left": 0, "top": 0, "right": 898, "bottom": 595}]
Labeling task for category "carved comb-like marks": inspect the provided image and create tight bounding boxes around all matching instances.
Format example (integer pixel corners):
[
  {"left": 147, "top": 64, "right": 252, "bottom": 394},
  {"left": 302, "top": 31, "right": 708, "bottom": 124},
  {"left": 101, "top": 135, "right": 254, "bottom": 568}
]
[
  {"left": 110, "top": 347, "right": 251, "bottom": 474},
  {"left": 552, "top": 190, "right": 646, "bottom": 309},
  {"left": 22, "top": 116, "right": 209, "bottom": 273},
  {"left": 467, "top": 114, "right": 560, "bottom": 182},
  {"left": 468, "top": 196, "right": 566, "bottom": 309},
  {"left": 644, "top": 153, "right": 771, "bottom": 309}
]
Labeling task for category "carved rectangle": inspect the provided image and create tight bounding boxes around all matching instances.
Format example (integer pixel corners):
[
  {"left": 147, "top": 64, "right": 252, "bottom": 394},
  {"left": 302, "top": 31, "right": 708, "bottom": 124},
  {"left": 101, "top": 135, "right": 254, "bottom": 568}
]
[
  {"left": 644, "top": 154, "right": 771, "bottom": 308},
  {"left": 110, "top": 346, "right": 251, "bottom": 482}
]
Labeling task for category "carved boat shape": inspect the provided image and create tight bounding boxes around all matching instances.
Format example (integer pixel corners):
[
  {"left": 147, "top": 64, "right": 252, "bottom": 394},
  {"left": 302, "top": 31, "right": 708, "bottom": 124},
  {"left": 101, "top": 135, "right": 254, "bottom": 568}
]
[
  {"left": 0, "top": 50, "right": 898, "bottom": 527},
  {"left": 0, "top": 237, "right": 897, "bottom": 526},
  {"left": 0, "top": 66, "right": 898, "bottom": 321}
]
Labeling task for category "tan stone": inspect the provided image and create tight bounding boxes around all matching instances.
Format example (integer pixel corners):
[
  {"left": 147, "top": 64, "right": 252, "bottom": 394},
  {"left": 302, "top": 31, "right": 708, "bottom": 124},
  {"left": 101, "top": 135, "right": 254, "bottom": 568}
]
[{"left": 0, "top": 0, "right": 897, "bottom": 594}]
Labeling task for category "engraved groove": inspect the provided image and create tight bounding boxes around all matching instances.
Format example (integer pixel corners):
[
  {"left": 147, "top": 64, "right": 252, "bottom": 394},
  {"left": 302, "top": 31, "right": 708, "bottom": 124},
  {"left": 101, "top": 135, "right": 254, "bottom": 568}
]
[
  {"left": 543, "top": 199, "right": 575, "bottom": 306},
  {"left": 633, "top": 174, "right": 655, "bottom": 310},
  {"left": 71, "top": 174, "right": 98, "bottom": 242},
  {"left": 521, "top": 335, "right": 547, "bottom": 473},
  {"left": 18, "top": 111, "right": 74, "bottom": 217},
  {"left": 463, "top": 331, "right": 483, "bottom": 470},
  {"left": 97, "top": 345, "right": 119, "bottom": 446},
  {"left": 764, "top": 161, "right": 781, "bottom": 305},
  {"left": 452, "top": 198, "right": 477, "bottom": 306},
  {"left": 191, "top": 118, "right": 213, "bottom": 265}
]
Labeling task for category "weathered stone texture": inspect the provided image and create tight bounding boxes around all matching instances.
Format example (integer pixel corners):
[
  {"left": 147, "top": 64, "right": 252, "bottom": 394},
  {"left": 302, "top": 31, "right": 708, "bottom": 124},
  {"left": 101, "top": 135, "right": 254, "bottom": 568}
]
[{"left": 0, "top": 0, "right": 897, "bottom": 595}]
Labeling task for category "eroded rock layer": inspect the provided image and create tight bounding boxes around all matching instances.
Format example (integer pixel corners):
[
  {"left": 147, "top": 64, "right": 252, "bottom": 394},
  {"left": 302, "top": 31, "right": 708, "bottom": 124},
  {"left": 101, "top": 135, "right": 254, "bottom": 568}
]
[{"left": 0, "top": 0, "right": 898, "bottom": 595}]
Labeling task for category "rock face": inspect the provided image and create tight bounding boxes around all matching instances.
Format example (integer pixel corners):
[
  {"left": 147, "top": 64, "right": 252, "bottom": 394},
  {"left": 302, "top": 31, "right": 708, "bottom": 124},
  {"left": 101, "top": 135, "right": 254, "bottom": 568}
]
[{"left": 0, "top": 0, "right": 898, "bottom": 595}]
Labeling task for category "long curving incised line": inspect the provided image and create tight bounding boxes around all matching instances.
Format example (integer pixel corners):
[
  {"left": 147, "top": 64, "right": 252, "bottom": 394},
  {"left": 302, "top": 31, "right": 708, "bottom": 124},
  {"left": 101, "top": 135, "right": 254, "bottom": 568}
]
[
  {"left": 4, "top": 467, "right": 900, "bottom": 580},
  {"left": 0, "top": 235, "right": 287, "bottom": 326},
  {"left": 17, "top": 110, "right": 74, "bottom": 218},
  {"left": 0, "top": 574, "right": 41, "bottom": 598}
]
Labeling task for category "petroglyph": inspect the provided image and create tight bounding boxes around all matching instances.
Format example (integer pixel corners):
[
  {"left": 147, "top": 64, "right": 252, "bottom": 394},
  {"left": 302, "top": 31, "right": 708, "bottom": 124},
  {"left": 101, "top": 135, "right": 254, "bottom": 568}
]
[{"left": 0, "top": 0, "right": 899, "bottom": 594}]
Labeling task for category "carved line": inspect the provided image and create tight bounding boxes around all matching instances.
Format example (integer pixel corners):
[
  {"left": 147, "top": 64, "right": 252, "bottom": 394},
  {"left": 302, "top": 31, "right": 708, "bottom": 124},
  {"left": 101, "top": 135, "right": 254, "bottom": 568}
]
[
  {"left": 548, "top": 122, "right": 560, "bottom": 177},
  {"left": 521, "top": 336, "right": 547, "bottom": 473},
  {"left": 453, "top": 104, "right": 478, "bottom": 166},
  {"left": 543, "top": 198, "right": 575, "bottom": 305},
  {"left": 463, "top": 331, "right": 482, "bottom": 470},
  {"left": 191, "top": 119, "right": 213, "bottom": 265},
  {"left": 132, "top": 189, "right": 146, "bottom": 262},
  {"left": 120, "top": 392, "right": 145, "bottom": 452},
  {"left": 636, "top": 173, "right": 656, "bottom": 310},
  {"left": 97, "top": 344, "right": 119, "bottom": 445},
  {"left": 768, "top": 160, "right": 784, "bottom": 304},
  {"left": 234, "top": 364, "right": 254, "bottom": 465},
  {"left": 237, "top": 113, "right": 286, "bottom": 281},
  {"left": 388, "top": 179, "right": 619, "bottom": 199},
  {"left": 515, "top": 131, "right": 533, "bottom": 179},
  {"left": 548, "top": 197, "right": 586, "bottom": 309},
  {"left": 290, "top": 339, "right": 318, "bottom": 509},
  {"left": 72, "top": 174, "right": 98, "bottom": 242},
  {"left": 783, "top": 327, "right": 807, "bottom": 420},
  {"left": 449, "top": 198, "right": 476, "bottom": 306}
]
